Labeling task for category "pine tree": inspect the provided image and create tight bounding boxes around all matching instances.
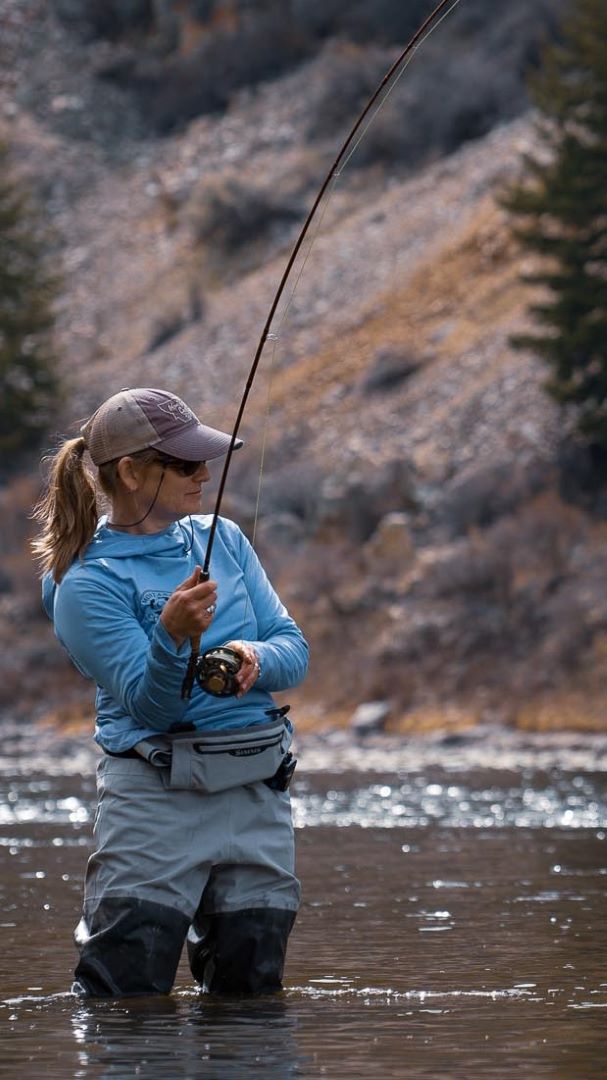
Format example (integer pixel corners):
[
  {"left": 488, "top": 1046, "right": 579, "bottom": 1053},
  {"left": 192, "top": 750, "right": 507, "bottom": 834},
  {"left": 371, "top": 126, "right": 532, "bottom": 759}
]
[
  {"left": 503, "top": 0, "right": 607, "bottom": 445},
  {"left": 0, "top": 142, "right": 60, "bottom": 459}
]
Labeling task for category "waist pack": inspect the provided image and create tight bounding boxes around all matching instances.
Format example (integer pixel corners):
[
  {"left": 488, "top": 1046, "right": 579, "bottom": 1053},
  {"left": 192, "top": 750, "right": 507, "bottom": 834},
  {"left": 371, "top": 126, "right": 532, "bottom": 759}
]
[{"left": 134, "top": 715, "right": 293, "bottom": 794}]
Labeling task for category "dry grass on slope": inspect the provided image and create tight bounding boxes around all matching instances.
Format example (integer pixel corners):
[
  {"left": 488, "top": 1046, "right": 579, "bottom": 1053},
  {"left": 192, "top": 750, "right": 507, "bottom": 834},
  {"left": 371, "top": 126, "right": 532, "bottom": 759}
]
[
  {"left": 271, "top": 197, "right": 530, "bottom": 423},
  {"left": 259, "top": 190, "right": 559, "bottom": 507}
]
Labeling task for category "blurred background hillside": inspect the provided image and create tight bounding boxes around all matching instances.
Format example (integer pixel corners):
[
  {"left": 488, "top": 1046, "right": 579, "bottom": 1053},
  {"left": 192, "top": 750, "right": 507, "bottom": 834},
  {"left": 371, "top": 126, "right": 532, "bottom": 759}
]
[{"left": 2, "top": 0, "right": 607, "bottom": 736}]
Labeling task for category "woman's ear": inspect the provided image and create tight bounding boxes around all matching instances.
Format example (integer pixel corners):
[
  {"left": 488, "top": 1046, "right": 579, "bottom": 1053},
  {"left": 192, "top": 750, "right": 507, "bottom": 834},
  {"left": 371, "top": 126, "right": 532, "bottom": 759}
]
[{"left": 115, "top": 456, "right": 142, "bottom": 492}]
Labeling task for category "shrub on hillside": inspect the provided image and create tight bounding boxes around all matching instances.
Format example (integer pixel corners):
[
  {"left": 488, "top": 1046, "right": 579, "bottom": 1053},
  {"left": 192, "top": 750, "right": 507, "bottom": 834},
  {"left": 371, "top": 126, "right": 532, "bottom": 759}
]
[
  {"left": 257, "top": 461, "right": 321, "bottom": 525},
  {"left": 321, "top": 0, "right": 565, "bottom": 48},
  {"left": 50, "top": 0, "right": 565, "bottom": 143},
  {"left": 189, "top": 174, "right": 301, "bottom": 254},
  {"left": 557, "top": 440, "right": 607, "bottom": 515},
  {"left": 53, "top": 0, "right": 570, "bottom": 141},
  {"left": 304, "top": 43, "right": 392, "bottom": 143},
  {"left": 52, "top": 0, "right": 153, "bottom": 41},
  {"left": 146, "top": 287, "right": 205, "bottom": 353},
  {"left": 131, "top": 11, "right": 308, "bottom": 130}
]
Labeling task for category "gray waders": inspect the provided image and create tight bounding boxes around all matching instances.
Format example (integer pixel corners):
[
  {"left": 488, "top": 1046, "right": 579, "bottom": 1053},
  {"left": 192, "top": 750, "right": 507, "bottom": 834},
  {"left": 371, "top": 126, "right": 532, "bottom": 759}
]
[{"left": 73, "top": 720, "right": 300, "bottom": 998}]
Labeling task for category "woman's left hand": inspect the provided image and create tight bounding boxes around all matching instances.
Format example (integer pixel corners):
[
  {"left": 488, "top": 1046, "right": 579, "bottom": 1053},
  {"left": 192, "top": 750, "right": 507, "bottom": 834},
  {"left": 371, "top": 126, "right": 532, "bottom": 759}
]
[{"left": 225, "top": 640, "right": 261, "bottom": 698}]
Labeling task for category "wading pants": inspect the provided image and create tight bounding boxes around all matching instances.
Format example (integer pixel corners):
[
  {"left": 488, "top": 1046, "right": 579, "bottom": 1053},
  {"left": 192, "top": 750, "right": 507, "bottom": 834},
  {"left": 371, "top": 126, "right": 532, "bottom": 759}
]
[{"left": 73, "top": 755, "right": 300, "bottom": 998}]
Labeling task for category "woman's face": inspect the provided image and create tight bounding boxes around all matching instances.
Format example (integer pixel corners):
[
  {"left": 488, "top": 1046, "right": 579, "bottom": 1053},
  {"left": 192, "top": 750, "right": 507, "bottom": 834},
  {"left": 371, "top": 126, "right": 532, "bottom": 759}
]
[{"left": 113, "top": 454, "right": 212, "bottom": 531}]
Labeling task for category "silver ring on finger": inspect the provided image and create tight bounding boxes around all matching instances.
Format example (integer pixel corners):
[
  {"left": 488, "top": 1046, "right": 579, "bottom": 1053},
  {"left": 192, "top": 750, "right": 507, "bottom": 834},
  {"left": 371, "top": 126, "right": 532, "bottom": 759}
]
[{"left": 205, "top": 603, "right": 216, "bottom": 615}]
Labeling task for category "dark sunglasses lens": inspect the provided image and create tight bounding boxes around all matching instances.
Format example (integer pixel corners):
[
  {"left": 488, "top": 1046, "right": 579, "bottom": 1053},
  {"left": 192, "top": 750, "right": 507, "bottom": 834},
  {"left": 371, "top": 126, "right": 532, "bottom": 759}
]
[
  {"left": 180, "top": 460, "right": 202, "bottom": 477},
  {"left": 153, "top": 453, "right": 204, "bottom": 476},
  {"left": 162, "top": 458, "right": 202, "bottom": 476}
]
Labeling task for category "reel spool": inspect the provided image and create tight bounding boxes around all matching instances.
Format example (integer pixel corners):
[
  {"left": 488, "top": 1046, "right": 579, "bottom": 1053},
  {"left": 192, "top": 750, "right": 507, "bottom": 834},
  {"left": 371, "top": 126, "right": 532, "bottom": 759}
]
[{"left": 195, "top": 646, "right": 242, "bottom": 697}]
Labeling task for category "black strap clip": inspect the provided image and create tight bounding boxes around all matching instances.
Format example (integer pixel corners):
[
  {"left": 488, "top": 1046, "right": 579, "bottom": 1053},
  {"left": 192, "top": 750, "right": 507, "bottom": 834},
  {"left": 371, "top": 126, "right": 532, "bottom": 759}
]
[
  {"left": 264, "top": 751, "right": 297, "bottom": 792},
  {"left": 264, "top": 704, "right": 291, "bottom": 721}
]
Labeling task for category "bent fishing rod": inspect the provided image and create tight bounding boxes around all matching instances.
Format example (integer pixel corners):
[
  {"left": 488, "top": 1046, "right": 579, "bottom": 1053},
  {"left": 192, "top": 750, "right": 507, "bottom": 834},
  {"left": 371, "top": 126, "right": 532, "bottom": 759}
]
[{"left": 183, "top": 0, "right": 464, "bottom": 698}]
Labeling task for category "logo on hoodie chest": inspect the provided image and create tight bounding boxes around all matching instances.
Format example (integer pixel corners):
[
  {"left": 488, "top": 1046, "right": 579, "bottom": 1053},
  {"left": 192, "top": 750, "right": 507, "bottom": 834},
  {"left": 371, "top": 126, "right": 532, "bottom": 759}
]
[{"left": 139, "top": 589, "right": 172, "bottom": 629}]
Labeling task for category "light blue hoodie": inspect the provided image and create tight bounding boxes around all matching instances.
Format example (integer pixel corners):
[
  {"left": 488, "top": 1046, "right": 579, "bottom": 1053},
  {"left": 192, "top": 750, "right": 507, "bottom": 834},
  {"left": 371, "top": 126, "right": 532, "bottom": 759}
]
[{"left": 42, "top": 515, "right": 309, "bottom": 752}]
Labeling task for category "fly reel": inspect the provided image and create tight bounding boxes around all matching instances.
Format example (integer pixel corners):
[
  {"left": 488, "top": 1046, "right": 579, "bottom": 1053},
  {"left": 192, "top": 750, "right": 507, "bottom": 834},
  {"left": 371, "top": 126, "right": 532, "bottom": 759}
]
[{"left": 195, "top": 646, "right": 242, "bottom": 697}]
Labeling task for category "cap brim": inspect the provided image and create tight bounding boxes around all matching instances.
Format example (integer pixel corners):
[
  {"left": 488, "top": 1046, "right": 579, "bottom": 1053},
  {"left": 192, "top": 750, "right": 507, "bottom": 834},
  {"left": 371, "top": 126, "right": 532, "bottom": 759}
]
[{"left": 154, "top": 421, "right": 243, "bottom": 461}]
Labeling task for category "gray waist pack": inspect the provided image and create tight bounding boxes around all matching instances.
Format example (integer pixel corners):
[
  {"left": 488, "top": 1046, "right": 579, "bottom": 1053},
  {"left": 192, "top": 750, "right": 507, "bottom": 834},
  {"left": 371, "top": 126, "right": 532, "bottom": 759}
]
[{"left": 134, "top": 717, "right": 292, "bottom": 794}]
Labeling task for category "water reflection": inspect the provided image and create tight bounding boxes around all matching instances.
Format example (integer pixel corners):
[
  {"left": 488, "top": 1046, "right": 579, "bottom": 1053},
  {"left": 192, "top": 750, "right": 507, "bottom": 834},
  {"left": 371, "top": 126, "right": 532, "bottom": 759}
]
[{"left": 70, "top": 996, "right": 302, "bottom": 1079}]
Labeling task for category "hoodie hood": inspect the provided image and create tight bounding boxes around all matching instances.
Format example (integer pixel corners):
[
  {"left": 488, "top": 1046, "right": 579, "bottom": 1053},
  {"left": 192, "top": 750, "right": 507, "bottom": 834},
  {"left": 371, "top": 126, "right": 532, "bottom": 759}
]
[
  {"left": 42, "top": 515, "right": 209, "bottom": 618},
  {"left": 82, "top": 516, "right": 206, "bottom": 560}
]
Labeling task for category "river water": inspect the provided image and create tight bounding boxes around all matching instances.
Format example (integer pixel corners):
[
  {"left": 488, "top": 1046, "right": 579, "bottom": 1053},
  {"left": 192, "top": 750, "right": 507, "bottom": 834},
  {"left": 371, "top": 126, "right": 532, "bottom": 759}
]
[{"left": 2, "top": 721, "right": 607, "bottom": 1078}]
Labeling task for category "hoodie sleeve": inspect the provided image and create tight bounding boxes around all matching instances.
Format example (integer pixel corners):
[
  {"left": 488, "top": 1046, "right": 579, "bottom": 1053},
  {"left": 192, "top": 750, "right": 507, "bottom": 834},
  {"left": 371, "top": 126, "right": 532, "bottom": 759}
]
[
  {"left": 223, "top": 521, "right": 309, "bottom": 691},
  {"left": 51, "top": 566, "right": 192, "bottom": 731}
]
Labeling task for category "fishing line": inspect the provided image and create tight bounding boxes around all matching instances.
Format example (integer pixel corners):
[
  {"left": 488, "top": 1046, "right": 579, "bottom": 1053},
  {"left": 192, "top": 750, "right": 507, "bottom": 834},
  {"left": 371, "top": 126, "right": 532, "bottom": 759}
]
[
  {"left": 185, "top": 0, "right": 467, "bottom": 698},
  {"left": 238, "top": 0, "right": 465, "bottom": 631},
  {"left": 202, "top": 0, "right": 466, "bottom": 582},
  {"left": 237, "top": 177, "right": 340, "bottom": 635},
  {"left": 240, "top": 181, "right": 334, "bottom": 574}
]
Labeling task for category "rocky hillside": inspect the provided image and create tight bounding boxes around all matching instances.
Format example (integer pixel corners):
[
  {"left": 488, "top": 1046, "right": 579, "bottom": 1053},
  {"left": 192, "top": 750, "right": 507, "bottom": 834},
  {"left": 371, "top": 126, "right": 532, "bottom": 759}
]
[{"left": 2, "top": 0, "right": 607, "bottom": 735}]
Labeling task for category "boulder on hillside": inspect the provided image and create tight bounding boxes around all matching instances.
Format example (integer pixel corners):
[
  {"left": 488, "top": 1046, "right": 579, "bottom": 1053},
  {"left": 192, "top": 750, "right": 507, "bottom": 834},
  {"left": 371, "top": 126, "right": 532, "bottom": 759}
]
[
  {"left": 252, "top": 512, "right": 306, "bottom": 555},
  {"left": 362, "top": 512, "right": 415, "bottom": 576},
  {"left": 361, "top": 347, "right": 424, "bottom": 393},
  {"left": 438, "top": 457, "right": 551, "bottom": 536},
  {"left": 318, "top": 458, "right": 418, "bottom": 543}
]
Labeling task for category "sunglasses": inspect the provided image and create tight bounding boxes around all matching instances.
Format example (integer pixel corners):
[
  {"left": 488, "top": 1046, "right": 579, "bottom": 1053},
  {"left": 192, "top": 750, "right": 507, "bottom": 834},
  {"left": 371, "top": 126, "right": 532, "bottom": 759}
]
[{"left": 153, "top": 452, "right": 206, "bottom": 477}]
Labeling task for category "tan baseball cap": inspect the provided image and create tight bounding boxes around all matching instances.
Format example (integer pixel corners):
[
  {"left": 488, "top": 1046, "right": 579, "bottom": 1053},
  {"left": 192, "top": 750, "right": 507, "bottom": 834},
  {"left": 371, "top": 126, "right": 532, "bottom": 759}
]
[{"left": 81, "top": 388, "right": 242, "bottom": 466}]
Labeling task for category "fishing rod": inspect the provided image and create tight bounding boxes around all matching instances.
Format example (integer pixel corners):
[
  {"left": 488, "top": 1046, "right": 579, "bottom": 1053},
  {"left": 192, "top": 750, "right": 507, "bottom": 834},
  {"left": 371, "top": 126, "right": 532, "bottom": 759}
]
[{"left": 183, "top": 0, "right": 464, "bottom": 699}]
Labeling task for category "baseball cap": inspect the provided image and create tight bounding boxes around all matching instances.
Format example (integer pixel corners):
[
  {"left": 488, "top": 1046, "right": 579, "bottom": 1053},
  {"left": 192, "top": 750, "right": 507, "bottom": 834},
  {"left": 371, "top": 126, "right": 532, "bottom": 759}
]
[{"left": 81, "top": 388, "right": 242, "bottom": 466}]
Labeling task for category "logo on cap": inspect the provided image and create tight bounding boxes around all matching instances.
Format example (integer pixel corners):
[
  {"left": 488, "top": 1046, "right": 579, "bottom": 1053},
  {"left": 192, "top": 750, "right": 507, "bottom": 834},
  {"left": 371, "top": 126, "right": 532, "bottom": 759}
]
[{"left": 157, "top": 399, "right": 196, "bottom": 425}]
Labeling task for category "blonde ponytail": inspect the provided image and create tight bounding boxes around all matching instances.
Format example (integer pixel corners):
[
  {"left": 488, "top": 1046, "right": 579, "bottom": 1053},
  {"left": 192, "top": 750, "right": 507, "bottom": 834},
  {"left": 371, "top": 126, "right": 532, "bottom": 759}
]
[{"left": 31, "top": 436, "right": 99, "bottom": 582}]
